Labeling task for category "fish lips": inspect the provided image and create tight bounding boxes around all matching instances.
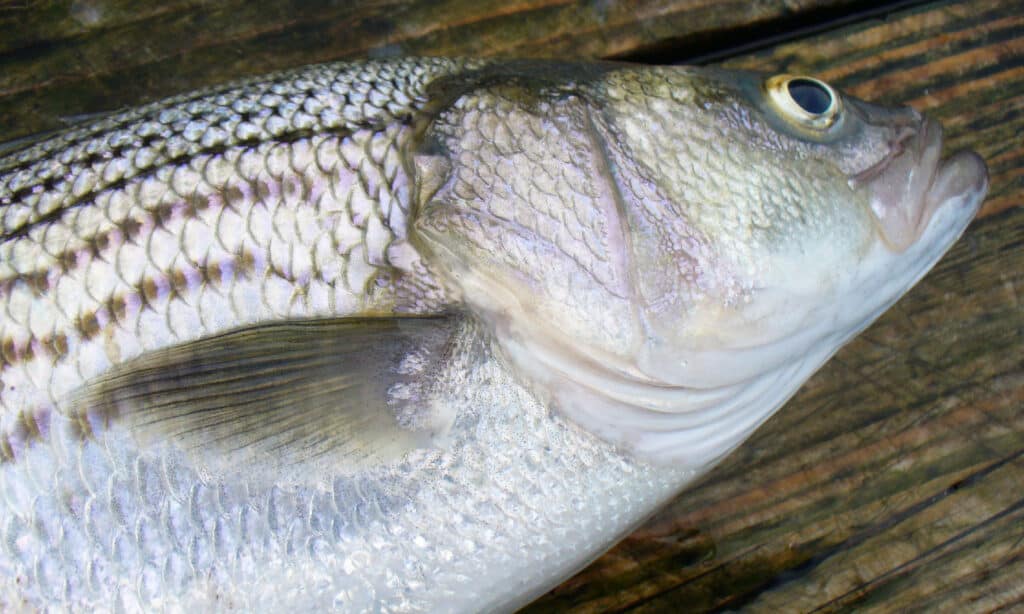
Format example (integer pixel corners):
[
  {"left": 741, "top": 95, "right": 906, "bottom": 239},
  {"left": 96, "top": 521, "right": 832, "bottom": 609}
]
[
  {"left": 630, "top": 111, "right": 988, "bottom": 392},
  {"left": 859, "top": 115, "right": 988, "bottom": 252}
]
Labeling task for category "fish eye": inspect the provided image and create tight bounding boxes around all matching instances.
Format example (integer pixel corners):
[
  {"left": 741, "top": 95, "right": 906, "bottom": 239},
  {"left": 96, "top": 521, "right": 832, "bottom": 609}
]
[
  {"left": 764, "top": 74, "right": 842, "bottom": 137},
  {"left": 787, "top": 78, "right": 832, "bottom": 114}
]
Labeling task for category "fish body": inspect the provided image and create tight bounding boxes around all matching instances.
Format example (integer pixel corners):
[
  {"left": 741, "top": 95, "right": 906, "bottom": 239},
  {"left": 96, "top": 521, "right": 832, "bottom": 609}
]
[{"left": 0, "top": 58, "right": 987, "bottom": 611}]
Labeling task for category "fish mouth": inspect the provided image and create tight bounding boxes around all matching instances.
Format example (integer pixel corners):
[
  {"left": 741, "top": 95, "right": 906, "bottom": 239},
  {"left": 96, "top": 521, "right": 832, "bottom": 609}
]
[{"left": 858, "top": 115, "right": 988, "bottom": 251}]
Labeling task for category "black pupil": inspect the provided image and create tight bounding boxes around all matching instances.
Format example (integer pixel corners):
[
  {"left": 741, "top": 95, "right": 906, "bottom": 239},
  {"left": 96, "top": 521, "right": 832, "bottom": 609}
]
[{"left": 787, "top": 79, "right": 832, "bottom": 115}]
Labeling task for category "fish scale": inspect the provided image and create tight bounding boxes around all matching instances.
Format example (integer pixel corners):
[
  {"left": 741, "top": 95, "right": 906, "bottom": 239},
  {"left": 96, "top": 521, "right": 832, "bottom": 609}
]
[
  {"left": 0, "top": 57, "right": 988, "bottom": 611},
  {"left": 0, "top": 59, "right": 468, "bottom": 442},
  {"left": 0, "top": 57, "right": 688, "bottom": 612},
  {"left": 3, "top": 347, "right": 684, "bottom": 609}
]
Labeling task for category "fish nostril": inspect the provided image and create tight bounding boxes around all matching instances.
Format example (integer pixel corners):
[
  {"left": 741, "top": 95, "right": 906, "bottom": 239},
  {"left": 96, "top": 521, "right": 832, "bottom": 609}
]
[{"left": 889, "top": 125, "right": 918, "bottom": 159}]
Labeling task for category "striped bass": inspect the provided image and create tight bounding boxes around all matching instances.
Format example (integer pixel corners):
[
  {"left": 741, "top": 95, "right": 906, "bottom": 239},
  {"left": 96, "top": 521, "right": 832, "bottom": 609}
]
[{"left": 0, "top": 58, "right": 987, "bottom": 611}]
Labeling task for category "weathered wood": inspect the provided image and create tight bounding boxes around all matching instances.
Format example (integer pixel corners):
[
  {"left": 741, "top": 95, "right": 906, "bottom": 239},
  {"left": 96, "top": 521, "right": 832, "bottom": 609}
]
[
  {"left": 1, "top": 0, "right": 904, "bottom": 141},
  {"left": 528, "top": 0, "right": 1024, "bottom": 611},
  {"left": 0, "top": 0, "right": 1020, "bottom": 611}
]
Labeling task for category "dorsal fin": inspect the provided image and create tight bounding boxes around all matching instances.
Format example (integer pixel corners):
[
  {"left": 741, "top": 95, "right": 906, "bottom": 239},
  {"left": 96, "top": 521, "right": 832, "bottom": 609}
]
[{"left": 72, "top": 316, "right": 459, "bottom": 486}]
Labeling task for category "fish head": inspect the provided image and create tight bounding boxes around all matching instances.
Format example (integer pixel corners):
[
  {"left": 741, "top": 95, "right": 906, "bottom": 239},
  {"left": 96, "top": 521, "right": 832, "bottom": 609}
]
[
  {"left": 605, "top": 68, "right": 990, "bottom": 390},
  {"left": 413, "top": 64, "right": 988, "bottom": 465}
]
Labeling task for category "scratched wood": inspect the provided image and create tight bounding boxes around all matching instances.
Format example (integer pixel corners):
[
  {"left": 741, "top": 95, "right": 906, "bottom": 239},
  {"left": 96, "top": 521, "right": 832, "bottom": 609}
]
[{"left": 0, "top": 0, "right": 1020, "bottom": 612}]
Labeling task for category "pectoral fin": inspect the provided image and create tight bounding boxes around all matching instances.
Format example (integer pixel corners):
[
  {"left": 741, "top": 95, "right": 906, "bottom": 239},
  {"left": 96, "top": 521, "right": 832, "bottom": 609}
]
[{"left": 73, "top": 316, "right": 458, "bottom": 483}]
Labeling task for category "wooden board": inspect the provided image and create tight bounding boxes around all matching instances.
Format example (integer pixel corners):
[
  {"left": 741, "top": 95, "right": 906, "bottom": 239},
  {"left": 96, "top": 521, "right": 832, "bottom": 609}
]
[
  {"left": 2, "top": 0, "right": 910, "bottom": 141},
  {"left": 1, "top": 0, "right": 1021, "bottom": 611}
]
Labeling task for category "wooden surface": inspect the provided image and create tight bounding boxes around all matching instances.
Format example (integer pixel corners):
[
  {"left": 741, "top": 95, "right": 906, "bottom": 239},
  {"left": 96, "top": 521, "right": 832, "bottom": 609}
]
[{"left": 1, "top": 0, "right": 1021, "bottom": 611}]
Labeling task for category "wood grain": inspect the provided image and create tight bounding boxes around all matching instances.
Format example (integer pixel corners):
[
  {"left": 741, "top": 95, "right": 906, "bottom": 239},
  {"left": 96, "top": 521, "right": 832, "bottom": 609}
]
[
  {"left": 0, "top": 0, "right": 1020, "bottom": 611},
  {"left": 0, "top": 0, "right": 901, "bottom": 142}
]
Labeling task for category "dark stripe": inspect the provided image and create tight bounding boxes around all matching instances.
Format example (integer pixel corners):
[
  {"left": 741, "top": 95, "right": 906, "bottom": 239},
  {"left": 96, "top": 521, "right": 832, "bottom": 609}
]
[
  {"left": 0, "top": 122, "right": 372, "bottom": 294},
  {"left": 0, "top": 408, "right": 52, "bottom": 464},
  {"left": 0, "top": 64, "right": 354, "bottom": 175},
  {"left": 0, "top": 57, "right": 434, "bottom": 180},
  {"left": 0, "top": 252, "right": 261, "bottom": 371},
  {"left": 0, "top": 123, "right": 366, "bottom": 245},
  {"left": 0, "top": 270, "right": 51, "bottom": 298},
  {"left": 2, "top": 131, "right": 176, "bottom": 204}
]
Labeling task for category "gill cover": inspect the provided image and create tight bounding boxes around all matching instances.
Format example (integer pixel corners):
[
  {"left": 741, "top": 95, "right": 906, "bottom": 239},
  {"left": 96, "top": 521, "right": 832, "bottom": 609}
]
[
  {"left": 410, "top": 64, "right": 801, "bottom": 467},
  {"left": 411, "top": 63, "right": 985, "bottom": 468}
]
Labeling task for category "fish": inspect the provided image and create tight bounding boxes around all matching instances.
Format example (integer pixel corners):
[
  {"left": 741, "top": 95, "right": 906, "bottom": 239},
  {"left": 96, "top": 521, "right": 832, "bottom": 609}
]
[{"left": 0, "top": 57, "right": 988, "bottom": 611}]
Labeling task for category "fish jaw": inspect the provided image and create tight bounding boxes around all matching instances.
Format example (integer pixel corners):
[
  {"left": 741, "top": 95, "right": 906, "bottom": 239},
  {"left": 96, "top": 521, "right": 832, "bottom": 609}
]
[
  {"left": 625, "top": 111, "right": 988, "bottom": 464},
  {"left": 825, "top": 110, "right": 988, "bottom": 344},
  {"left": 635, "top": 112, "right": 989, "bottom": 390},
  {"left": 413, "top": 65, "right": 989, "bottom": 469},
  {"left": 857, "top": 113, "right": 989, "bottom": 252},
  {"left": 833, "top": 139, "right": 988, "bottom": 343},
  {"left": 505, "top": 129, "right": 986, "bottom": 469}
]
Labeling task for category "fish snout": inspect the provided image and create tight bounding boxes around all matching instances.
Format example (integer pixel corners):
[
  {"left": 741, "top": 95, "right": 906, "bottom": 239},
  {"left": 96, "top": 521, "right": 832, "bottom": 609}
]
[{"left": 862, "top": 115, "right": 988, "bottom": 251}]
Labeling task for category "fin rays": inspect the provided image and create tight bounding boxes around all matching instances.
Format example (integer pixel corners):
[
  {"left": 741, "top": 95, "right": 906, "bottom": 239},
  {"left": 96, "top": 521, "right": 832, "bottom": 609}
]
[{"left": 71, "top": 316, "right": 459, "bottom": 485}]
